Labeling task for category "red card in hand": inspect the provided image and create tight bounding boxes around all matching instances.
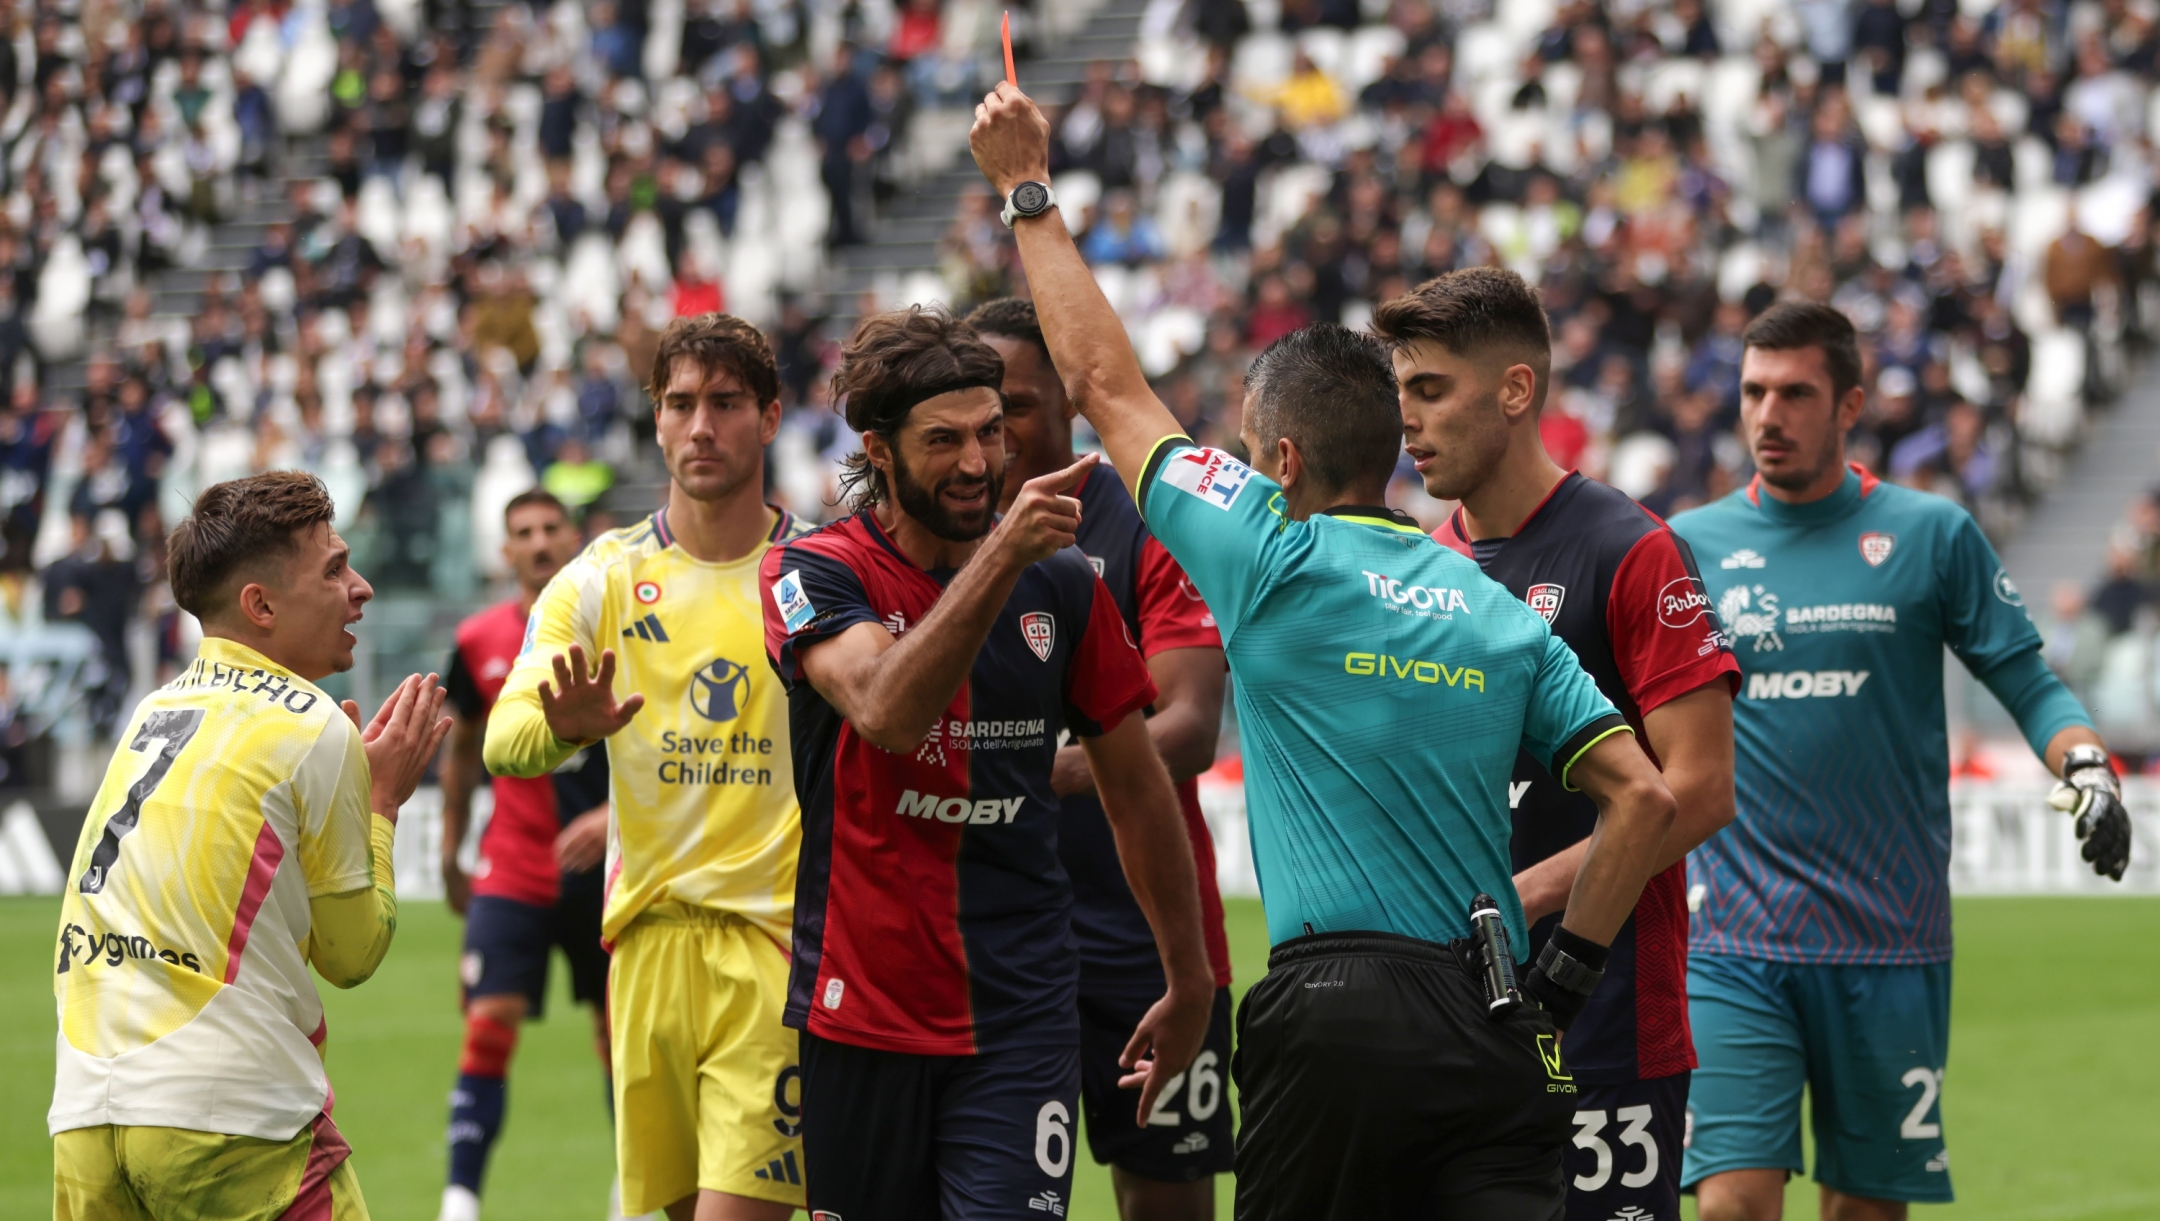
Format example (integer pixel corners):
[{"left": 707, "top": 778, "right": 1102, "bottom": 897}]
[{"left": 1002, "top": 11, "right": 1017, "bottom": 87}]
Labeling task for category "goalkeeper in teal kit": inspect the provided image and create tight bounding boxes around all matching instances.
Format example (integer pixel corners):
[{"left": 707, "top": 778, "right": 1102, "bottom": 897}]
[{"left": 1668, "top": 304, "right": 2132, "bottom": 1221}]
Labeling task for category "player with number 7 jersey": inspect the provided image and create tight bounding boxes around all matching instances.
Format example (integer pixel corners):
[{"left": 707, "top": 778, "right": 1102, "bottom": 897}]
[
  {"left": 53, "top": 644, "right": 375, "bottom": 1130},
  {"left": 51, "top": 471, "right": 449, "bottom": 1221}
]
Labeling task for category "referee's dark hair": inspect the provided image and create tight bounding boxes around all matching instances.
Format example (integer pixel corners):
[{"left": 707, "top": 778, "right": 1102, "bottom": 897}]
[
  {"left": 1371, "top": 267, "right": 1553, "bottom": 408},
  {"left": 1740, "top": 301, "right": 1863, "bottom": 403},
  {"left": 1244, "top": 324, "right": 1402, "bottom": 496}
]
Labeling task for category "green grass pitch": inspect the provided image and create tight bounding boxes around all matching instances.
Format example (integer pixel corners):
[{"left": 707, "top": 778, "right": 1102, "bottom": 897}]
[{"left": 4, "top": 895, "right": 2156, "bottom": 1220}]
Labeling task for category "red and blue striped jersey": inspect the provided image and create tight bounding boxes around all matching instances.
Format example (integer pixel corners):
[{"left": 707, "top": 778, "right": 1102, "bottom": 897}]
[
  {"left": 762, "top": 511, "right": 1157, "bottom": 1055},
  {"left": 1437, "top": 472, "right": 1738, "bottom": 1084},
  {"left": 1061, "top": 466, "right": 1234, "bottom": 990},
  {"left": 445, "top": 600, "right": 610, "bottom": 908}
]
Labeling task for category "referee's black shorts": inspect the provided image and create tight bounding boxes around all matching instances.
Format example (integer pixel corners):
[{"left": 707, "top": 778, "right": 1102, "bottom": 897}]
[{"left": 1233, "top": 931, "right": 1577, "bottom": 1220}]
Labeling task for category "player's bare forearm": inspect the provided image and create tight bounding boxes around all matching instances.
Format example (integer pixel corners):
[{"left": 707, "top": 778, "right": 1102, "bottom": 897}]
[
  {"left": 2045, "top": 725, "right": 2107, "bottom": 776},
  {"left": 439, "top": 715, "right": 482, "bottom": 856},
  {"left": 1643, "top": 682, "right": 1736, "bottom": 862},
  {"left": 1052, "top": 648, "right": 1225, "bottom": 797},
  {"left": 310, "top": 814, "right": 400, "bottom": 988},
  {"left": 801, "top": 550, "right": 1028, "bottom": 753},
  {"left": 1516, "top": 685, "right": 1732, "bottom": 923},
  {"left": 1083, "top": 714, "right": 1211, "bottom": 996},
  {"left": 1556, "top": 732, "right": 1677, "bottom": 946},
  {"left": 971, "top": 83, "right": 1182, "bottom": 504}
]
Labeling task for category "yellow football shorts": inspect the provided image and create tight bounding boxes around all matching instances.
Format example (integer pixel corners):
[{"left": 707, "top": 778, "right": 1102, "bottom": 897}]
[
  {"left": 55, "top": 1113, "right": 366, "bottom": 1221},
  {"left": 611, "top": 901, "right": 804, "bottom": 1215}
]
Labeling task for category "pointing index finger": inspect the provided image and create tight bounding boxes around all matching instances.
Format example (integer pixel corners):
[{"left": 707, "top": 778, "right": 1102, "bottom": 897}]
[{"left": 1033, "top": 451, "right": 1099, "bottom": 494}]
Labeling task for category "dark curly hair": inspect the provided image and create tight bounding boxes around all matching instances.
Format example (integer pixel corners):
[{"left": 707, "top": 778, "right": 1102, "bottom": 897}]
[
  {"left": 830, "top": 305, "right": 1005, "bottom": 509},
  {"left": 646, "top": 312, "right": 780, "bottom": 406}
]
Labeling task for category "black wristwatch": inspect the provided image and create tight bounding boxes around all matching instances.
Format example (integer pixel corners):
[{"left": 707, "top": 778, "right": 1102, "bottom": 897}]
[{"left": 1001, "top": 181, "right": 1057, "bottom": 227}]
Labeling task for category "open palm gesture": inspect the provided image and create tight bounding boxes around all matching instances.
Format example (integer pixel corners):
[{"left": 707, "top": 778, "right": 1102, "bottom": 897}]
[{"left": 538, "top": 644, "right": 645, "bottom": 744}]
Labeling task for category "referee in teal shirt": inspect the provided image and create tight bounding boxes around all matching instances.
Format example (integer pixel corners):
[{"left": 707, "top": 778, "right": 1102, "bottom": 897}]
[{"left": 972, "top": 86, "right": 1684, "bottom": 1220}]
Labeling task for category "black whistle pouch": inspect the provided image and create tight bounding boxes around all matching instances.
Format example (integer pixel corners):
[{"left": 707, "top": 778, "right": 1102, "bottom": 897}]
[{"left": 1467, "top": 893, "right": 1523, "bottom": 1015}]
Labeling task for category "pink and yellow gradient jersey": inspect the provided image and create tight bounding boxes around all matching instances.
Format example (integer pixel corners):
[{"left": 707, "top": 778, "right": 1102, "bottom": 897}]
[{"left": 50, "top": 637, "right": 397, "bottom": 1141}]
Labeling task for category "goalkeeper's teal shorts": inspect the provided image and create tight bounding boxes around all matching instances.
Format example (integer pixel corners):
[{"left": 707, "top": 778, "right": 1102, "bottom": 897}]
[{"left": 1682, "top": 953, "right": 1953, "bottom": 1203}]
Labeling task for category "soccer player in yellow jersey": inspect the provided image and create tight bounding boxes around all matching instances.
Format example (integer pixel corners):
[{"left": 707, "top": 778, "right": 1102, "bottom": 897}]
[
  {"left": 485, "top": 313, "right": 807, "bottom": 1221},
  {"left": 50, "top": 470, "right": 452, "bottom": 1221}
]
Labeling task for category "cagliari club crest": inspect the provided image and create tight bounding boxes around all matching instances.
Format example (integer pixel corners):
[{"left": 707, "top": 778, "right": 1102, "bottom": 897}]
[
  {"left": 1859, "top": 532, "right": 1896, "bottom": 567},
  {"left": 1021, "top": 612, "right": 1056, "bottom": 661},
  {"left": 1526, "top": 583, "right": 1566, "bottom": 624}
]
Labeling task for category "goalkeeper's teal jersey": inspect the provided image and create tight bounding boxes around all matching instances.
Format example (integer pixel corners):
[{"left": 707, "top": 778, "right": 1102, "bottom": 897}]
[
  {"left": 1137, "top": 440, "right": 1626, "bottom": 951},
  {"left": 1669, "top": 465, "right": 2092, "bottom": 964}
]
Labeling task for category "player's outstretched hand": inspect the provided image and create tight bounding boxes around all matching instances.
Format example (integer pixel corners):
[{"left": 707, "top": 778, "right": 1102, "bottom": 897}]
[
  {"left": 988, "top": 452, "right": 1095, "bottom": 571},
  {"left": 970, "top": 80, "right": 1052, "bottom": 197},
  {"left": 538, "top": 644, "right": 646, "bottom": 744},
  {"left": 1115, "top": 986, "right": 1212, "bottom": 1128},
  {"left": 346, "top": 673, "right": 454, "bottom": 821},
  {"left": 2050, "top": 777, "right": 2132, "bottom": 881}
]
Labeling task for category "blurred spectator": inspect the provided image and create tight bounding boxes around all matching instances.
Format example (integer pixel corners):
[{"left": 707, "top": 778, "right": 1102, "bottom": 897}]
[
  {"left": 816, "top": 44, "right": 873, "bottom": 247},
  {"left": 2091, "top": 546, "right": 2150, "bottom": 637},
  {"left": 43, "top": 512, "right": 142, "bottom": 736},
  {"left": 2042, "top": 581, "right": 2110, "bottom": 693},
  {"left": 1082, "top": 192, "right": 1167, "bottom": 266},
  {"left": 2044, "top": 221, "right": 2121, "bottom": 329},
  {"left": 1268, "top": 51, "right": 1348, "bottom": 131}
]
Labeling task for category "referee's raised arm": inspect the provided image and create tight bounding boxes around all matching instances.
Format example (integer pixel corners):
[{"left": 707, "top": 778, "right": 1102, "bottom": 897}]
[{"left": 969, "top": 84, "right": 1179, "bottom": 503}]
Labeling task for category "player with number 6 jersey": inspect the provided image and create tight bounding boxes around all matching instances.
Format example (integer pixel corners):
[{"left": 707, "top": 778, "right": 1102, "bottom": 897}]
[{"left": 762, "top": 306, "right": 1213, "bottom": 1221}]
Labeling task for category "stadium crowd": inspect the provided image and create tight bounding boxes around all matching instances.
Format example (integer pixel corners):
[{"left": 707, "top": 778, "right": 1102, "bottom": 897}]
[
  {"left": 0, "top": 0, "right": 996, "bottom": 748},
  {"left": 9, "top": 0, "right": 2160, "bottom": 755}
]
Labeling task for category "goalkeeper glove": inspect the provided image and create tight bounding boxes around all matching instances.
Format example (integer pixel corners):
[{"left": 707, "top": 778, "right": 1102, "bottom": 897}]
[
  {"left": 2049, "top": 744, "right": 2131, "bottom": 882},
  {"left": 1521, "top": 925, "right": 1609, "bottom": 1030}
]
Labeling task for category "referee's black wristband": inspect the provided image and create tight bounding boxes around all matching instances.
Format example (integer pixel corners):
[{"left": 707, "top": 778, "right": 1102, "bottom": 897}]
[
  {"left": 1524, "top": 929, "right": 1610, "bottom": 1027},
  {"left": 1549, "top": 925, "right": 1611, "bottom": 973}
]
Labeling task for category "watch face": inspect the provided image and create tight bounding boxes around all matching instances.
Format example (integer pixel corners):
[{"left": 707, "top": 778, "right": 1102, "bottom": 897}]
[{"left": 1012, "top": 182, "right": 1049, "bottom": 213}]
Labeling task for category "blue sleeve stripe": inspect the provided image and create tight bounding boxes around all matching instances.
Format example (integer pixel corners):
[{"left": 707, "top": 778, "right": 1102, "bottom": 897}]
[
  {"left": 1556, "top": 717, "right": 1634, "bottom": 792},
  {"left": 1135, "top": 434, "right": 1195, "bottom": 525},
  {"left": 1975, "top": 649, "right": 2096, "bottom": 759}
]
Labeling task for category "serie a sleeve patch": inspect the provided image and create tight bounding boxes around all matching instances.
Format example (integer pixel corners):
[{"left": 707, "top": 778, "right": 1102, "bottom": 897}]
[{"left": 772, "top": 568, "right": 816, "bottom": 634}]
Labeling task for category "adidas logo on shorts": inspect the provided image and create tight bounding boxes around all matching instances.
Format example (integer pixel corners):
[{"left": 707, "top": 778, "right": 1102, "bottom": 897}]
[
  {"left": 752, "top": 1150, "right": 802, "bottom": 1186},
  {"left": 1172, "top": 1131, "right": 1211, "bottom": 1155},
  {"left": 1027, "top": 1190, "right": 1066, "bottom": 1215}
]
